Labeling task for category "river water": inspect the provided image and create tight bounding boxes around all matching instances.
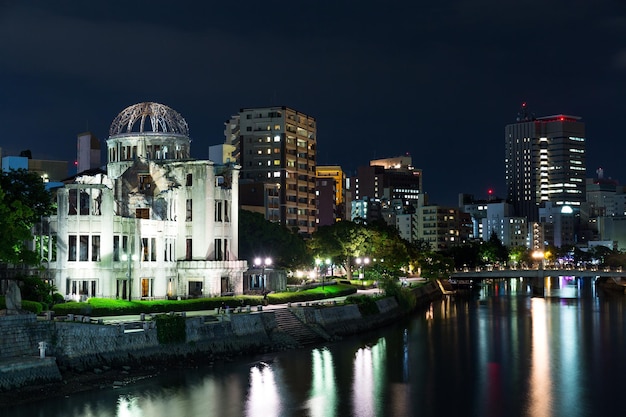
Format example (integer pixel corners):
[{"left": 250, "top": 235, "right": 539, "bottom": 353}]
[{"left": 8, "top": 278, "right": 626, "bottom": 417}]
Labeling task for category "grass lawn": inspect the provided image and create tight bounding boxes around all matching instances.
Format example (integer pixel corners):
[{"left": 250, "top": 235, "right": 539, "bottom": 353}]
[{"left": 52, "top": 284, "right": 358, "bottom": 316}]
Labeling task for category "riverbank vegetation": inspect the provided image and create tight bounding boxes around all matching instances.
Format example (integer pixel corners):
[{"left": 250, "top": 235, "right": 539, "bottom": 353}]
[{"left": 51, "top": 284, "right": 357, "bottom": 316}]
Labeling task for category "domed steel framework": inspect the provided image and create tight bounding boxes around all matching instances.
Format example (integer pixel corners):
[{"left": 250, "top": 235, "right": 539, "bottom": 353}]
[{"left": 109, "top": 102, "right": 189, "bottom": 137}]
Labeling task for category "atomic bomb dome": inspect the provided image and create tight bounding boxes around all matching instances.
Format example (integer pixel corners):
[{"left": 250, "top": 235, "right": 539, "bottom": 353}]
[
  {"left": 109, "top": 102, "right": 189, "bottom": 137},
  {"left": 106, "top": 102, "right": 192, "bottom": 179}
]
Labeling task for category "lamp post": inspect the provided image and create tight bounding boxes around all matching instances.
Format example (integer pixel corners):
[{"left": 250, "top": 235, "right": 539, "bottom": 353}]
[
  {"left": 315, "top": 258, "right": 322, "bottom": 282},
  {"left": 121, "top": 252, "right": 138, "bottom": 301},
  {"left": 254, "top": 257, "right": 272, "bottom": 293},
  {"left": 355, "top": 257, "right": 370, "bottom": 280},
  {"left": 532, "top": 250, "right": 544, "bottom": 270}
]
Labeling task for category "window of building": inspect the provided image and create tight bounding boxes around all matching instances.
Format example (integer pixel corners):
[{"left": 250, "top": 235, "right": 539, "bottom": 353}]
[
  {"left": 79, "top": 235, "right": 89, "bottom": 261},
  {"left": 136, "top": 208, "right": 150, "bottom": 219},
  {"left": 215, "top": 201, "right": 223, "bottom": 222},
  {"left": 215, "top": 239, "right": 223, "bottom": 261},
  {"left": 151, "top": 237, "right": 157, "bottom": 261},
  {"left": 186, "top": 239, "right": 192, "bottom": 260},
  {"left": 113, "top": 236, "right": 120, "bottom": 261},
  {"left": 91, "top": 235, "right": 100, "bottom": 262},
  {"left": 142, "top": 238, "right": 149, "bottom": 261},
  {"left": 186, "top": 199, "right": 192, "bottom": 221},
  {"left": 68, "top": 235, "right": 77, "bottom": 261},
  {"left": 141, "top": 278, "right": 154, "bottom": 298}
]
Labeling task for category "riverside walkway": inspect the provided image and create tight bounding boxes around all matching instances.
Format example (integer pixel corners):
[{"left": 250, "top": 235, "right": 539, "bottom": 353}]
[{"left": 90, "top": 285, "right": 387, "bottom": 325}]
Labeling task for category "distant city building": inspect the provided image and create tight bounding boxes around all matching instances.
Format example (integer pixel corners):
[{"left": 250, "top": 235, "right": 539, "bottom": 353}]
[
  {"left": 224, "top": 106, "right": 317, "bottom": 236},
  {"left": 316, "top": 165, "right": 346, "bottom": 224},
  {"left": 2, "top": 152, "right": 69, "bottom": 190},
  {"left": 417, "top": 205, "right": 471, "bottom": 251},
  {"left": 209, "top": 144, "right": 236, "bottom": 165},
  {"left": 396, "top": 212, "right": 419, "bottom": 243},
  {"left": 351, "top": 196, "right": 382, "bottom": 223},
  {"left": 505, "top": 104, "right": 586, "bottom": 222},
  {"left": 355, "top": 156, "right": 422, "bottom": 211},
  {"left": 538, "top": 202, "right": 576, "bottom": 248},
  {"left": 36, "top": 102, "right": 247, "bottom": 300},
  {"left": 315, "top": 176, "right": 337, "bottom": 227},
  {"left": 77, "top": 131, "right": 101, "bottom": 173}
]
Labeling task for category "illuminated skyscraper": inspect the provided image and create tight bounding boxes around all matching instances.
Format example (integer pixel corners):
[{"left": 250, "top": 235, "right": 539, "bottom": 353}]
[
  {"left": 224, "top": 106, "right": 317, "bottom": 236},
  {"left": 505, "top": 105, "right": 586, "bottom": 221}
]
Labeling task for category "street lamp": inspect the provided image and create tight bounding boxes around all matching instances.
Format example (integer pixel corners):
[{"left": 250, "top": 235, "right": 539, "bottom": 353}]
[
  {"left": 315, "top": 258, "right": 322, "bottom": 282},
  {"left": 532, "top": 250, "right": 544, "bottom": 270},
  {"left": 121, "top": 252, "right": 138, "bottom": 301},
  {"left": 355, "top": 257, "right": 370, "bottom": 280},
  {"left": 254, "top": 257, "right": 272, "bottom": 293}
]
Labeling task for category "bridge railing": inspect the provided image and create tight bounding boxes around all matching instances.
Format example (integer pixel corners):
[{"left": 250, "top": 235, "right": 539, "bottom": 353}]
[{"left": 454, "top": 265, "right": 623, "bottom": 273}]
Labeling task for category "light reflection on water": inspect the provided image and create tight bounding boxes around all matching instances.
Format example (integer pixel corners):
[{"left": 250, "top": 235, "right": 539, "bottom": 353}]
[{"left": 6, "top": 277, "right": 626, "bottom": 417}]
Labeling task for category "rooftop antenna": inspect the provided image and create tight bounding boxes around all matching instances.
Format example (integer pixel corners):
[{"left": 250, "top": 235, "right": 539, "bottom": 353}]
[{"left": 516, "top": 102, "right": 535, "bottom": 122}]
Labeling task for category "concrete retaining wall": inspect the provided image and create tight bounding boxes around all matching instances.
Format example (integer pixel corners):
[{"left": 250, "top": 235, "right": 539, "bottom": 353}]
[
  {"left": 0, "top": 280, "right": 443, "bottom": 391},
  {"left": 0, "top": 314, "right": 54, "bottom": 359},
  {"left": 50, "top": 313, "right": 277, "bottom": 371},
  {"left": 0, "top": 357, "right": 61, "bottom": 390}
]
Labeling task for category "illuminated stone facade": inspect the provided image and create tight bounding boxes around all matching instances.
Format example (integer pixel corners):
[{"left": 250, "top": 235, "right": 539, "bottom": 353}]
[{"left": 38, "top": 103, "right": 247, "bottom": 300}]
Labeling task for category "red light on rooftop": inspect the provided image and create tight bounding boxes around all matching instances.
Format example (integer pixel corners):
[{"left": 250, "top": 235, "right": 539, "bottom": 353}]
[
  {"left": 74, "top": 161, "right": 78, "bottom": 166},
  {"left": 488, "top": 189, "right": 493, "bottom": 195},
  {"left": 559, "top": 116, "right": 564, "bottom": 121}
]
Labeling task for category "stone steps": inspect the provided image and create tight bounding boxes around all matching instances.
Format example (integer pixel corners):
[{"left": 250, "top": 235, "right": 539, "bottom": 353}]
[{"left": 273, "top": 309, "right": 325, "bottom": 346}]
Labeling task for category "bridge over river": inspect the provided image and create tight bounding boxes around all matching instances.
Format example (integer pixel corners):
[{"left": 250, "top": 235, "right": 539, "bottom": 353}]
[{"left": 448, "top": 265, "right": 626, "bottom": 296}]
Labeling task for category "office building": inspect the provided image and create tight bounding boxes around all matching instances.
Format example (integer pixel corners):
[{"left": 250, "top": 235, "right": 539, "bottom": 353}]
[
  {"left": 355, "top": 156, "right": 422, "bottom": 209},
  {"left": 316, "top": 165, "right": 346, "bottom": 225},
  {"left": 417, "top": 205, "right": 471, "bottom": 251},
  {"left": 225, "top": 106, "right": 317, "bottom": 236},
  {"left": 505, "top": 105, "right": 586, "bottom": 221}
]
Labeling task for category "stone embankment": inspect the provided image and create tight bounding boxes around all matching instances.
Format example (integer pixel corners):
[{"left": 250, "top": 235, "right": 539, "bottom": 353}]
[{"left": 0, "top": 281, "right": 442, "bottom": 395}]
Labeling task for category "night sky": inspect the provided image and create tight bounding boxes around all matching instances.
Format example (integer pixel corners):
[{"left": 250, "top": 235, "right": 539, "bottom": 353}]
[{"left": 1, "top": 1, "right": 625, "bottom": 205}]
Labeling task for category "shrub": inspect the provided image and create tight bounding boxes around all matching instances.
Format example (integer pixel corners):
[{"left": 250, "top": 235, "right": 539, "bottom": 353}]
[
  {"left": 345, "top": 294, "right": 379, "bottom": 316},
  {"left": 267, "top": 284, "right": 356, "bottom": 304},
  {"left": 21, "top": 300, "right": 44, "bottom": 314},
  {"left": 0, "top": 296, "right": 44, "bottom": 314}
]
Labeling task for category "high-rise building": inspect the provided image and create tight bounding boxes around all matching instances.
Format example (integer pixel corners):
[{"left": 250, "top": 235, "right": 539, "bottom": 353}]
[
  {"left": 316, "top": 165, "right": 346, "bottom": 225},
  {"left": 355, "top": 156, "right": 422, "bottom": 208},
  {"left": 417, "top": 205, "right": 471, "bottom": 251},
  {"left": 225, "top": 106, "right": 317, "bottom": 236},
  {"left": 505, "top": 104, "right": 586, "bottom": 221}
]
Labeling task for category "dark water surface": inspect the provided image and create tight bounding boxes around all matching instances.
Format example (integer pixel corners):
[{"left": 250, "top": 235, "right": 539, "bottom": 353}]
[{"left": 8, "top": 278, "right": 626, "bottom": 417}]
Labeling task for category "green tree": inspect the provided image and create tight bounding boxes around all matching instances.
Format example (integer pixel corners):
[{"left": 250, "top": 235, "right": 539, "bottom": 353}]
[
  {"left": 308, "top": 221, "right": 373, "bottom": 279},
  {"left": 508, "top": 246, "right": 530, "bottom": 268},
  {"left": 418, "top": 251, "right": 454, "bottom": 279},
  {"left": 445, "top": 242, "right": 482, "bottom": 269},
  {"left": 479, "top": 231, "right": 509, "bottom": 265},
  {"left": 238, "top": 209, "right": 310, "bottom": 270},
  {"left": 367, "top": 220, "right": 410, "bottom": 277},
  {"left": 0, "top": 169, "right": 53, "bottom": 265}
]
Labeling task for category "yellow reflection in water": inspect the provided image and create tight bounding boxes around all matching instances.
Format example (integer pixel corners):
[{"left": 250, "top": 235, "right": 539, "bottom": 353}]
[
  {"left": 529, "top": 298, "right": 552, "bottom": 417},
  {"left": 352, "top": 337, "right": 386, "bottom": 417},
  {"left": 308, "top": 348, "right": 337, "bottom": 417}
]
